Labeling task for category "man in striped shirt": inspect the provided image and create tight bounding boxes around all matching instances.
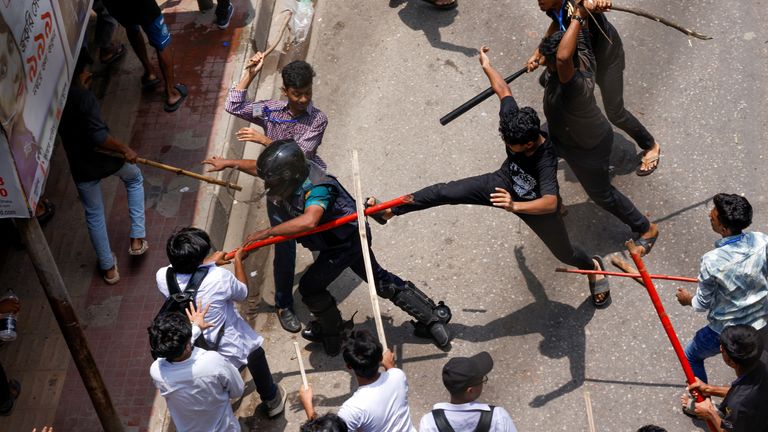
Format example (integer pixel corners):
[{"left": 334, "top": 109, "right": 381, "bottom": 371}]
[
  {"left": 206, "top": 57, "right": 328, "bottom": 333},
  {"left": 676, "top": 193, "right": 768, "bottom": 383}
]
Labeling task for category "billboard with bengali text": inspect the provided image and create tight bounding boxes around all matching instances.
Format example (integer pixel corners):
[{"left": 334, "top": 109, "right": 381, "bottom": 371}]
[{"left": 0, "top": 0, "right": 91, "bottom": 218}]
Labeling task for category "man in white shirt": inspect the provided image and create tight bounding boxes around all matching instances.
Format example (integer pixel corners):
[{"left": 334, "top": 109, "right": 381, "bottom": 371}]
[
  {"left": 156, "top": 227, "right": 286, "bottom": 417},
  {"left": 299, "top": 330, "right": 416, "bottom": 431},
  {"left": 419, "top": 352, "right": 517, "bottom": 432},
  {"left": 148, "top": 311, "right": 244, "bottom": 432}
]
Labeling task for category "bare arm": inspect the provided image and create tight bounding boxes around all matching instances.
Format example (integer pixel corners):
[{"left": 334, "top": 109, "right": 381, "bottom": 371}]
[
  {"left": 244, "top": 206, "right": 325, "bottom": 243},
  {"left": 490, "top": 188, "right": 558, "bottom": 215},
  {"left": 555, "top": 5, "right": 586, "bottom": 84},
  {"left": 479, "top": 46, "right": 512, "bottom": 100},
  {"left": 527, "top": 21, "right": 558, "bottom": 71},
  {"left": 201, "top": 157, "right": 258, "bottom": 176},
  {"left": 100, "top": 135, "right": 138, "bottom": 163}
]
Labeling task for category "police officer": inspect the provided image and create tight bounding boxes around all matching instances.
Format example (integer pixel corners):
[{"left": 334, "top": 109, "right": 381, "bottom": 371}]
[{"left": 242, "top": 139, "right": 452, "bottom": 356}]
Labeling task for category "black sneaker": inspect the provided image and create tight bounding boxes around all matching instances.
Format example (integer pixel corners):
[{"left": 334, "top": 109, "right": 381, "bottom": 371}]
[
  {"left": 215, "top": 4, "right": 234, "bottom": 29},
  {"left": 276, "top": 308, "right": 301, "bottom": 333}
]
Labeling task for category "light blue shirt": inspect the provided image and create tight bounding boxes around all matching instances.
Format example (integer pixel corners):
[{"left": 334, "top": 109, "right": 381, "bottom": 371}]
[{"left": 693, "top": 231, "right": 768, "bottom": 333}]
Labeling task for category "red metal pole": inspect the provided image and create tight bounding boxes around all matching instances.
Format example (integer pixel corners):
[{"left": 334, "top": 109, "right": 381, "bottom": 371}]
[
  {"left": 224, "top": 195, "right": 410, "bottom": 259},
  {"left": 626, "top": 241, "right": 717, "bottom": 432},
  {"left": 555, "top": 267, "right": 698, "bottom": 283}
]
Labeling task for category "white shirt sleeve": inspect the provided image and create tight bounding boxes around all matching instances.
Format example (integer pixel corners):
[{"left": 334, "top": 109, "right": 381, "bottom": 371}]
[
  {"left": 418, "top": 413, "right": 438, "bottom": 432},
  {"left": 224, "top": 269, "right": 249, "bottom": 302},
  {"left": 493, "top": 407, "right": 518, "bottom": 432},
  {"left": 338, "top": 402, "right": 363, "bottom": 431}
]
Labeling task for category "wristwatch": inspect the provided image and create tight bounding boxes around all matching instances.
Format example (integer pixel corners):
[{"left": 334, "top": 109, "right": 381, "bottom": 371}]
[{"left": 572, "top": 14, "right": 587, "bottom": 26}]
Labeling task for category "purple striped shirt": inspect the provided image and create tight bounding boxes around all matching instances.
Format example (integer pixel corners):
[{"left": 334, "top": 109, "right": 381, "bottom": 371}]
[{"left": 225, "top": 88, "right": 328, "bottom": 169}]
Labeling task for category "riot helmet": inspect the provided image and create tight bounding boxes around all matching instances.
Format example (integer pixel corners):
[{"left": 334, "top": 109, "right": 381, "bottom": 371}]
[{"left": 256, "top": 139, "right": 309, "bottom": 198}]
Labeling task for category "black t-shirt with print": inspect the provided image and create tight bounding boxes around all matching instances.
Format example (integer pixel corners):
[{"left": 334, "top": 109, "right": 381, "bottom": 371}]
[
  {"left": 498, "top": 96, "right": 559, "bottom": 202},
  {"left": 718, "top": 356, "right": 768, "bottom": 432}
]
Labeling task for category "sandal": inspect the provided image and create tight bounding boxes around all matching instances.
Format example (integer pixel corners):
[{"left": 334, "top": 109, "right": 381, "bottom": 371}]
[
  {"left": 163, "top": 84, "right": 188, "bottom": 113},
  {"left": 128, "top": 239, "right": 149, "bottom": 256},
  {"left": 0, "top": 379, "right": 21, "bottom": 416},
  {"left": 100, "top": 43, "right": 126, "bottom": 65},
  {"left": 589, "top": 255, "right": 611, "bottom": 308},
  {"left": 635, "top": 232, "right": 659, "bottom": 257},
  {"left": 103, "top": 253, "right": 120, "bottom": 285},
  {"left": 35, "top": 198, "right": 56, "bottom": 225},
  {"left": 141, "top": 75, "right": 161, "bottom": 91},
  {"left": 420, "top": 0, "right": 458, "bottom": 10},
  {"left": 636, "top": 147, "right": 661, "bottom": 176},
  {"left": 365, "top": 197, "right": 388, "bottom": 225}
]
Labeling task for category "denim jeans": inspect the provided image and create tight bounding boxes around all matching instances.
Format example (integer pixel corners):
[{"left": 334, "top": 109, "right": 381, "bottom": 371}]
[
  {"left": 684, "top": 325, "right": 722, "bottom": 383},
  {"left": 75, "top": 163, "right": 146, "bottom": 270}
]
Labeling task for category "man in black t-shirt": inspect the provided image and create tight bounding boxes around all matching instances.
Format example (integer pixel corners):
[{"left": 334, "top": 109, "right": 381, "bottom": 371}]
[
  {"left": 538, "top": 4, "right": 659, "bottom": 257},
  {"left": 59, "top": 52, "right": 148, "bottom": 285},
  {"left": 372, "top": 46, "right": 611, "bottom": 307},
  {"left": 529, "top": 0, "right": 661, "bottom": 176},
  {"left": 682, "top": 325, "right": 768, "bottom": 432}
]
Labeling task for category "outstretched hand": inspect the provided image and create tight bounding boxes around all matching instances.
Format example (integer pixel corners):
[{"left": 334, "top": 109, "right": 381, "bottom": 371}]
[
  {"left": 585, "top": 0, "right": 611, "bottom": 12},
  {"left": 186, "top": 302, "right": 214, "bottom": 330},
  {"left": 202, "top": 156, "right": 233, "bottom": 173},
  {"left": 244, "top": 228, "right": 272, "bottom": 245},
  {"left": 236, "top": 127, "right": 270, "bottom": 145},
  {"left": 478, "top": 45, "right": 491, "bottom": 68}
]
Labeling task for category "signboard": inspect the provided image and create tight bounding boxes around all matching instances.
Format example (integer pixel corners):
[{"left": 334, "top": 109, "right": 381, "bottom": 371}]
[{"left": 0, "top": 0, "right": 91, "bottom": 218}]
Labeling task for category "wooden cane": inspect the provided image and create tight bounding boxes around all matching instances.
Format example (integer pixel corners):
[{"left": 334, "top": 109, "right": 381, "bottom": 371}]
[
  {"left": 293, "top": 341, "right": 309, "bottom": 390},
  {"left": 626, "top": 240, "right": 717, "bottom": 432},
  {"left": 584, "top": 391, "right": 596, "bottom": 432},
  {"left": 351, "top": 150, "right": 388, "bottom": 348},
  {"left": 555, "top": 267, "right": 697, "bottom": 283},
  {"left": 610, "top": 255, "right": 645, "bottom": 286}
]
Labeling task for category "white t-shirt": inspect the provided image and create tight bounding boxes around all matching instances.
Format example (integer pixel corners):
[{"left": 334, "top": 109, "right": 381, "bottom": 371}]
[
  {"left": 150, "top": 347, "right": 245, "bottom": 432},
  {"left": 157, "top": 263, "right": 263, "bottom": 368},
  {"left": 338, "top": 368, "right": 417, "bottom": 432},
  {"left": 419, "top": 402, "right": 517, "bottom": 432}
]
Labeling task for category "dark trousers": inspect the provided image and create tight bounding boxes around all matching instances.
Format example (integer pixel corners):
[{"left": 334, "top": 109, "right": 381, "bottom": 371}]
[
  {"left": 563, "top": 142, "right": 651, "bottom": 234},
  {"left": 247, "top": 347, "right": 277, "bottom": 402},
  {"left": 392, "top": 170, "right": 594, "bottom": 270},
  {"left": 595, "top": 46, "right": 655, "bottom": 150},
  {"left": 298, "top": 230, "right": 405, "bottom": 299},
  {"left": 267, "top": 201, "right": 297, "bottom": 310},
  {"left": 0, "top": 362, "right": 11, "bottom": 411}
]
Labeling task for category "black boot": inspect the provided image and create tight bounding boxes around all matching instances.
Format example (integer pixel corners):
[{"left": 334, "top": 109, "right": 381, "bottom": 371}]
[
  {"left": 302, "top": 294, "right": 345, "bottom": 356},
  {"left": 385, "top": 281, "right": 453, "bottom": 348}
]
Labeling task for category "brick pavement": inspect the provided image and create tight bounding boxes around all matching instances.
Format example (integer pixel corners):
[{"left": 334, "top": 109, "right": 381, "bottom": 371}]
[{"left": 0, "top": 1, "right": 257, "bottom": 431}]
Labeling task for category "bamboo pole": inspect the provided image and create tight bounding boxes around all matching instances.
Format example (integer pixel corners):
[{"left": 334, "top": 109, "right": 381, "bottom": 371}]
[{"left": 293, "top": 341, "right": 308, "bottom": 390}]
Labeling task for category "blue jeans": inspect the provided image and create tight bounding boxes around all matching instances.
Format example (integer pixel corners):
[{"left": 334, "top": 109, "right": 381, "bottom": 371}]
[
  {"left": 267, "top": 200, "right": 296, "bottom": 310},
  {"left": 684, "top": 325, "right": 721, "bottom": 383},
  {"left": 76, "top": 163, "right": 146, "bottom": 270}
]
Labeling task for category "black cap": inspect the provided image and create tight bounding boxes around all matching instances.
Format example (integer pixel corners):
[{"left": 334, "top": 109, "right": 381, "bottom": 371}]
[{"left": 442, "top": 351, "right": 493, "bottom": 393}]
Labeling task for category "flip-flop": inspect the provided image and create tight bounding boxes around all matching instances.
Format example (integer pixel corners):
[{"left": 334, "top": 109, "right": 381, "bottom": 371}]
[
  {"left": 141, "top": 75, "right": 161, "bottom": 91},
  {"left": 636, "top": 147, "right": 661, "bottom": 176},
  {"left": 128, "top": 239, "right": 149, "bottom": 256},
  {"left": 589, "top": 255, "right": 611, "bottom": 308},
  {"left": 163, "top": 84, "right": 188, "bottom": 113},
  {"left": 100, "top": 43, "right": 126, "bottom": 65},
  {"left": 364, "top": 197, "right": 388, "bottom": 225},
  {"left": 420, "top": 0, "right": 458, "bottom": 10}
]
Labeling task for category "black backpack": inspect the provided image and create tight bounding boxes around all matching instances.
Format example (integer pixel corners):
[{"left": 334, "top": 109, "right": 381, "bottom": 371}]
[{"left": 432, "top": 406, "right": 495, "bottom": 432}]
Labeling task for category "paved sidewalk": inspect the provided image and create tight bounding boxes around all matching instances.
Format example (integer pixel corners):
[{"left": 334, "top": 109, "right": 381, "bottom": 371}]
[{"left": 0, "top": 1, "right": 281, "bottom": 431}]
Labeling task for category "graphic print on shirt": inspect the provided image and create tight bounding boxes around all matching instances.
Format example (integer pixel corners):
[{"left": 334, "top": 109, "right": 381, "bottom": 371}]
[{"left": 507, "top": 161, "right": 538, "bottom": 200}]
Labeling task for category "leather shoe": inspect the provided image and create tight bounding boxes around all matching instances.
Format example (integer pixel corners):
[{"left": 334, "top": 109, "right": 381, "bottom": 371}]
[{"left": 276, "top": 308, "right": 301, "bottom": 333}]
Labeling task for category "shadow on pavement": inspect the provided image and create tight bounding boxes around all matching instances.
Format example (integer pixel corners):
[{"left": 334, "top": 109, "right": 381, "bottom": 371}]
[{"left": 394, "top": 0, "right": 477, "bottom": 57}]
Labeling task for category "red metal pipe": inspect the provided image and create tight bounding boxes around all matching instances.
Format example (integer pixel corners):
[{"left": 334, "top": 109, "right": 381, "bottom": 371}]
[
  {"left": 224, "top": 195, "right": 410, "bottom": 259},
  {"left": 627, "top": 242, "right": 717, "bottom": 432},
  {"left": 555, "top": 267, "right": 698, "bottom": 283}
]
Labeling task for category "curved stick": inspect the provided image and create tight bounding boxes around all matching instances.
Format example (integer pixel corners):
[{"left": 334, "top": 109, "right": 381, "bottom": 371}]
[{"left": 611, "top": 5, "right": 712, "bottom": 40}]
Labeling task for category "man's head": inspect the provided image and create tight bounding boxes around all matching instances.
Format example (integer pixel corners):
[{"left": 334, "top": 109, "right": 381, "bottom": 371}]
[
  {"left": 636, "top": 426, "right": 667, "bottom": 432},
  {"left": 442, "top": 351, "right": 494, "bottom": 403},
  {"left": 538, "top": 31, "right": 575, "bottom": 73},
  {"left": 256, "top": 139, "right": 309, "bottom": 199},
  {"left": 499, "top": 106, "right": 541, "bottom": 154},
  {"left": 720, "top": 324, "right": 763, "bottom": 370},
  {"left": 342, "top": 330, "right": 383, "bottom": 379},
  {"left": 710, "top": 193, "right": 752, "bottom": 236},
  {"left": 300, "top": 413, "right": 349, "bottom": 432},
  {"left": 73, "top": 47, "right": 94, "bottom": 89},
  {"left": 166, "top": 227, "right": 212, "bottom": 274},
  {"left": 148, "top": 312, "right": 192, "bottom": 361},
  {"left": 281, "top": 60, "right": 315, "bottom": 114},
  {"left": 537, "top": 0, "right": 564, "bottom": 12}
]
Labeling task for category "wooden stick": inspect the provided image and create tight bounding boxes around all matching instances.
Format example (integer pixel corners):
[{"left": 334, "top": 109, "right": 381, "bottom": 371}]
[
  {"left": 293, "top": 341, "right": 308, "bottom": 390},
  {"left": 555, "top": 267, "right": 697, "bottom": 283},
  {"left": 584, "top": 391, "right": 596, "bottom": 432},
  {"left": 610, "top": 255, "right": 645, "bottom": 286},
  {"left": 611, "top": 5, "right": 712, "bottom": 40},
  {"left": 351, "top": 150, "right": 387, "bottom": 348},
  {"left": 246, "top": 11, "right": 292, "bottom": 70},
  {"left": 137, "top": 157, "right": 243, "bottom": 191}
]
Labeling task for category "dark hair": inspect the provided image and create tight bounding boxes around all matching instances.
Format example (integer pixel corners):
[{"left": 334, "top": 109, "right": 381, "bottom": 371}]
[
  {"left": 499, "top": 106, "right": 540, "bottom": 146},
  {"left": 637, "top": 426, "right": 667, "bottom": 432},
  {"left": 148, "top": 312, "right": 191, "bottom": 360},
  {"left": 720, "top": 324, "right": 762, "bottom": 368},
  {"left": 342, "top": 330, "right": 383, "bottom": 379},
  {"left": 166, "top": 227, "right": 212, "bottom": 274},
  {"left": 281, "top": 60, "right": 315, "bottom": 89},
  {"left": 74, "top": 47, "right": 94, "bottom": 78},
  {"left": 538, "top": 31, "right": 566, "bottom": 66},
  {"left": 713, "top": 193, "right": 752, "bottom": 233},
  {"left": 300, "top": 413, "right": 349, "bottom": 432}
]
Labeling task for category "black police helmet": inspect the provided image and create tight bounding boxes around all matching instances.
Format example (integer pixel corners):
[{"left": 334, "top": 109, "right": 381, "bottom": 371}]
[{"left": 257, "top": 139, "right": 309, "bottom": 198}]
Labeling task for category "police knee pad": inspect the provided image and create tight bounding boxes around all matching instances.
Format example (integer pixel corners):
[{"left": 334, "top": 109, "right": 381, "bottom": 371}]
[{"left": 389, "top": 281, "right": 452, "bottom": 327}]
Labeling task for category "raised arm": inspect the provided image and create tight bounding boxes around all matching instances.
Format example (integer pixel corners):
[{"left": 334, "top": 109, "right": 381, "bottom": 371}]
[
  {"left": 479, "top": 46, "right": 512, "bottom": 100},
  {"left": 555, "top": 4, "right": 587, "bottom": 83},
  {"left": 527, "top": 21, "right": 558, "bottom": 71}
]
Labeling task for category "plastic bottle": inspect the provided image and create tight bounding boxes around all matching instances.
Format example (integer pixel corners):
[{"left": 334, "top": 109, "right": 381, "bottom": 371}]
[{"left": 0, "top": 290, "right": 19, "bottom": 342}]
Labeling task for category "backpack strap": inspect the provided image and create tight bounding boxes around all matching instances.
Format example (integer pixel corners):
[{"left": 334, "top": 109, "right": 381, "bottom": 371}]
[
  {"left": 183, "top": 266, "right": 210, "bottom": 300},
  {"left": 431, "top": 409, "right": 457, "bottom": 432},
  {"left": 475, "top": 406, "right": 495, "bottom": 432},
  {"left": 166, "top": 267, "right": 181, "bottom": 296}
]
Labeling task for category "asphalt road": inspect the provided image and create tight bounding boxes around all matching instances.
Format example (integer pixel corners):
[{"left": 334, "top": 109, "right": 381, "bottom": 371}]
[{"left": 250, "top": 1, "right": 768, "bottom": 430}]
